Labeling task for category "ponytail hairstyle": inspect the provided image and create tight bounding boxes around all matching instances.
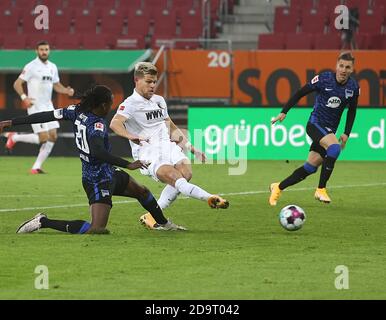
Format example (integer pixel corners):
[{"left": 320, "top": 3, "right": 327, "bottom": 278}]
[{"left": 75, "top": 85, "right": 112, "bottom": 113}]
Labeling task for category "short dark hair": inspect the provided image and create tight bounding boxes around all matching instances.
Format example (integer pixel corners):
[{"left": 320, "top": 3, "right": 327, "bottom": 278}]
[
  {"left": 36, "top": 41, "right": 50, "bottom": 48},
  {"left": 338, "top": 52, "right": 355, "bottom": 63}
]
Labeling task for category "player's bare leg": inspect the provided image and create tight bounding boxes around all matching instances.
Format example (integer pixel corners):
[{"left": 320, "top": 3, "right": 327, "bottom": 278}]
[{"left": 87, "top": 203, "right": 111, "bottom": 234}]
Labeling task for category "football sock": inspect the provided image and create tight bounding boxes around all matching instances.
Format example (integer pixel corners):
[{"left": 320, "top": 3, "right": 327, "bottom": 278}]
[
  {"left": 279, "top": 162, "right": 317, "bottom": 190},
  {"left": 318, "top": 144, "right": 341, "bottom": 188},
  {"left": 139, "top": 192, "right": 168, "bottom": 224},
  {"left": 174, "top": 178, "right": 211, "bottom": 201},
  {"left": 40, "top": 217, "right": 90, "bottom": 234},
  {"left": 319, "top": 156, "right": 337, "bottom": 188},
  {"left": 158, "top": 185, "right": 180, "bottom": 210},
  {"left": 32, "top": 141, "right": 55, "bottom": 170},
  {"left": 13, "top": 133, "right": 39, "bottom": 144}
]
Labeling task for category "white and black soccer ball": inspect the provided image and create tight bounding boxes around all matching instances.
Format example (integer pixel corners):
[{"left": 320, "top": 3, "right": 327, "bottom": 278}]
[{"left": 279, "top": 205, "right": 306, "bottom": 231}]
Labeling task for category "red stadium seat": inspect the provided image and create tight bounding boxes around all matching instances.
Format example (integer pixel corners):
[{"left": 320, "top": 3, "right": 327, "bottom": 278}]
[
  {"left": 49, "top": 11, "right": 73, "bottom": 33},
  {"left": 14, "top": 0, "right": 39, "bottom": 9},
  {"left": 274, "top": 6, "right": 300, "bottom": 33},
  {"left": 126, "top": 11, "right": 151, "bottom": 37},
  {"left": 0, "top": 12, "right": 20, "bottom": 33},
  {"left": 151, "top": 11, "right": 177, "bottom": 38},
  {"left": 100, "top": 11, "right": 125, "bottom": 35},
  {"left": 74, "top": 9, "right": 99, "bottom": 34},
  {"left": 3, "top": 34, "right": 27, "bottom": 49},
  {"left": 258, "top": 33, "right": 286, "bottom": 49},
  {"left": 26, "top": 33, "right": 56, "bottom": 49},
  {"left": 313, "top": 33, "right": 341, "bottom": 49},
  {"left": 285, "top": 33, "right": 313, "bottom": 49},
  {"left": 55, "top": 33, "right": 82, "bottom": 49},
  {"left": 358, "top": 7, "right": 385, "bottom": 34},
  {"left": 177, "top": 10, "right": 203, "bottom": 38},
  {"left": 117, "top": 0, "right": 143, "bottom": 12},
  {"left": 82, "top": 34, "right": 112, "bottom": 49},
  {"left": 63, "top": 0, "right": 89, "bottom": 9},
  {"left": 301, "top": 7, "right": 328, "bottom": 33}
]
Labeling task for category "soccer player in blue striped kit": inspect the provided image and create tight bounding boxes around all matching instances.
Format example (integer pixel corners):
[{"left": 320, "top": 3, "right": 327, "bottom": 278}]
[
  {"left": 0, "top": 85, "right": 186, "bottom": 233},
  {"left": 269, "top": 52, "right": 360, "bottom": 206}
]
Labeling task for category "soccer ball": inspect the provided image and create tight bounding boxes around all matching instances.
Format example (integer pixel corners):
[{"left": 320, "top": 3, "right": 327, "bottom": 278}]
[{"left": 279, "top": 205, "right": 306, "bottom": 231}]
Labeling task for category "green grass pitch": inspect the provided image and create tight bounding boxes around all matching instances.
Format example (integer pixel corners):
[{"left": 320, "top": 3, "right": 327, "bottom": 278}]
[{"left": 0, "top": 157, "right": 386, "bottom": 299}]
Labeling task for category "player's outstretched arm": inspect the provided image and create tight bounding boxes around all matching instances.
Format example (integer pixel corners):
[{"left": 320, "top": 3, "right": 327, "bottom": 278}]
[
  {"left": 110, "top": 114, "right": 146, "bottom": 145},
  {"left": 0, "top": 111, "right": 60, "bottom": 134},
  {"left": 89, "top": 135, "right": 148, "bottom": 170}
]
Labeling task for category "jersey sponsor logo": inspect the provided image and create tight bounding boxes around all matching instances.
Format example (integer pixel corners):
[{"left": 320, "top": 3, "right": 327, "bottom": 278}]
[
  {"left": 345, "top": 89, "right": 354, "bottom": 99},
  {"left": 101, "top": 189, "right": 110, "bottom": 197},
  {"left": 42, "top": 76, "right": 53, "bottom": 81},
  {"left": 53, "top": 109, "right": 64, "bottom": 119},
  {"left": 119, "top": 105, "right": 125, "bottom": 111},
  {"left": 145, "top": 109, "right": 164, "bottom": 121},
  {"left": 311, "top": 75, "right": 319, "bottom": 84},
  {"left": 326, "top": 96, "right": 341, "bottom": 108},
  {"left": 67, "top": 105, "right": 76, "bottom": 110},
  {"left": 94, "top": 122, "right": 104, "bottom": 131},
  {"left": 325, "top": 88, "right": 333, "bottom": 91}
]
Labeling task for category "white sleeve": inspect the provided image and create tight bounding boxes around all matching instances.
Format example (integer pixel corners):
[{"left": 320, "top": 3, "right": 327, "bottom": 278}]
[
  {"left": 53, "top": 64, "right": 60, "bottom": 83},
  {"left": 116, "top": 102, "right": 133, "bottom": 119},
  {"left": 161, "top": 97, "right": 169, "bottom": 118},
  {"left": 19, "top": 64, "right": 32, "bottom": 82}
]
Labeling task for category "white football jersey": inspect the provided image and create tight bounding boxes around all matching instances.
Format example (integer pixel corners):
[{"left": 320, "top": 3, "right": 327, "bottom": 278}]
[
  {"left": 116, "top": 89, "right": 170, "bottom": 157},
  {"left": 19, "top": 57, "right": 59, "bottom": 112}
]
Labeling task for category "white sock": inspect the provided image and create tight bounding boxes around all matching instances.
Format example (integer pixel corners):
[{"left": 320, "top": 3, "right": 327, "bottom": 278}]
[
  {"left": 174, "top": 178, "right": 211, "bottom": 201},
  {"left": 158, "top": 185, "right": 180, "bottom": 210},
  {"left": 13, "top": 133, "right": 39, "bottom": 144},
  {"left": 32, "top": 141, "right": 55, "bottom": 170}
]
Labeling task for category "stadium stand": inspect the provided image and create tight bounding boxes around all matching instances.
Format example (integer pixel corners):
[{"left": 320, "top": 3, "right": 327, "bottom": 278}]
[
  {"left": 258, "top": 0, "right": 386, "bottom": 50},
  {"left": 0, "top": 0, "right": 229, "bottom": 49}
]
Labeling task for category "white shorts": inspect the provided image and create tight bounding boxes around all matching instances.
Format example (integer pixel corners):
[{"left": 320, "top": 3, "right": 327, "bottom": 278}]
[
  {"left": 28, "top": 105, "right": 60, "bottom": 134},
  {"left": 137, "top": 141, "right": 188, "bottom": 182}
]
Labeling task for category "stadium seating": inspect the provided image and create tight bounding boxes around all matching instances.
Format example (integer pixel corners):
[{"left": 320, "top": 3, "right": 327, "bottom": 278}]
[
  {"left": 0, "top": 0, "right": 229, "bottom": 49},
  {"left": 259, "top": 0, "right": 386, "bottom": 50}
]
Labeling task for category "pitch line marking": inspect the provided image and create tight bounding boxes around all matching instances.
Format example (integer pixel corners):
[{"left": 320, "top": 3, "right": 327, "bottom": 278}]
[{"left": 1, "top": 182, "right": 386, "bottom": 213}]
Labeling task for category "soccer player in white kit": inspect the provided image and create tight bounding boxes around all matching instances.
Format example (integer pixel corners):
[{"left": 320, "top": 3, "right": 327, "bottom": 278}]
[
  {"left": 6, "top": 41, "right": 74, "bottom": 174},
  {"left": 110, "top": 62, "right": 229, "bottom": 229}
]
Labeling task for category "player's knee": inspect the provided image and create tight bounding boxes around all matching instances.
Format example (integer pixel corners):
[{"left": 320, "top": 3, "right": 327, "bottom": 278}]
[
  {"left": 39, "top": 134, "right": 49, "bottom": 143},
  {"left": 303, "top": 162, "right": 317, "bottom": 174},
  {"left": 137, "top": 185, "right": 150, "bottom": 200},
  {"left": 183, "top": 171, "right": 192, "bottom": 181},
  {"left": 48, "top": 135, "right": 57, "bottom": 142},
  {"left": 326, "top": 144, "right": 341, "bottom": 159}
]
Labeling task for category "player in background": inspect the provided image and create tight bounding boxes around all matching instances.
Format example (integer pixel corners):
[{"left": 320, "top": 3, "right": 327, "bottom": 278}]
[
  {"left": 6, "top": 41, "right": 74, "bottom": 174},
  {"left": 110, "top": 62, "right": 229, "bottom": 230},
  {"left": 0, "top": 85, "right": 186, "bottom": 233},
  {"left": 269, "top": 52, "right": 359, "bottom": 206}
]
